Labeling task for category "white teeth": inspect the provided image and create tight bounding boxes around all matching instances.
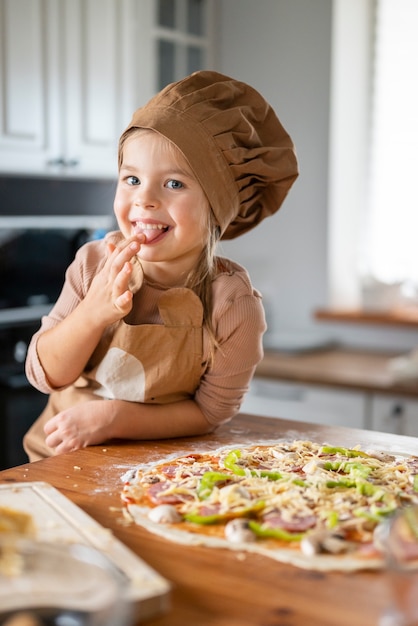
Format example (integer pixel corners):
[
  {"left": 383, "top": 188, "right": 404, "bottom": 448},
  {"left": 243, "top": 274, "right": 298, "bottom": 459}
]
[{"left": 135, "top": 222, "right": 166, "bottom": 230}]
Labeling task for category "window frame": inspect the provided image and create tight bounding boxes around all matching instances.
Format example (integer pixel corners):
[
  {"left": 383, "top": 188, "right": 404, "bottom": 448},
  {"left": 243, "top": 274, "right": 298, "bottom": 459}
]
[
  {"left": 153, "top": 0, "right": 218, "bottom": 92},
  {"left": 328, "top": 0, "right": 375, "bottom": 309}
]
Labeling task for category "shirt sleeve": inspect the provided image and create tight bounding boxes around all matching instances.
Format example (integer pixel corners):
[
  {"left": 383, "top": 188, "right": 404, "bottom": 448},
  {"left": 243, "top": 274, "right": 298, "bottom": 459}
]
[{"left": 194, "top": 271, "right": 267, "bottom": 427}]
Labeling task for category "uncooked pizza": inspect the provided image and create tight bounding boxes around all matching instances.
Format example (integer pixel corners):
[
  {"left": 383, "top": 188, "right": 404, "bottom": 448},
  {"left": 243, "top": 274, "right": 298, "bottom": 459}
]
[{"left": 121, "top": 440, "right": 418, "bottom": 571}]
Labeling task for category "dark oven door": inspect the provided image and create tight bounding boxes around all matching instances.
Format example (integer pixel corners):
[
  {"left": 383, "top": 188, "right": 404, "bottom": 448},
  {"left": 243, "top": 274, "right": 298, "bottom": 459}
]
[{"left": 0, "top": 324, "right": 48, "bottom": 469}]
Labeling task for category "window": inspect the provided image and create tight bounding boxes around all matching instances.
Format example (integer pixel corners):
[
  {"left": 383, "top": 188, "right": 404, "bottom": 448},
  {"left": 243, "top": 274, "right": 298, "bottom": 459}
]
[
  {"left": 155, "top": 0, "right": 215, "bottom": 91},
  {"left": 328, "top": 0, "right": 418, "bottom": 310},
  {"left": 364, "top": 0, "right": 418, "bottom": 291}
]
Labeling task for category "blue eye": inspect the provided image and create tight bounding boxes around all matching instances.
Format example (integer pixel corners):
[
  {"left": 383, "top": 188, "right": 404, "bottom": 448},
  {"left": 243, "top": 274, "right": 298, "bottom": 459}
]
[
  {"left": 167, "top": 179, "right": 183, "bottom": 189},
  {"left": 127, "top": 175, "right": 140, "bottom": 185}
]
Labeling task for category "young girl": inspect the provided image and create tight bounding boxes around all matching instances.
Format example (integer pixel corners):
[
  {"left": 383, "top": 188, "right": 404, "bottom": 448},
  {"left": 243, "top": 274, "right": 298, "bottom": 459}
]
[{"left": 23, "top": 71, "right": 298, "bottom": 461}]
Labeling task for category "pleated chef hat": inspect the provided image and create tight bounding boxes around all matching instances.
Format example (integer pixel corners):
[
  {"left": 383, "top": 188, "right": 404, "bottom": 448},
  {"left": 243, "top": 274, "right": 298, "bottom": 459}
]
[{"left": 119, "top": 71, "right": 299, "bottom": 240}]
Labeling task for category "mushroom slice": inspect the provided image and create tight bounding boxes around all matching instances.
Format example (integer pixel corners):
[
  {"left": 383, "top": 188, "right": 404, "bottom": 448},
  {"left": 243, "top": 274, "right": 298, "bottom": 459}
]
[
  {"left": 302, "top": 459, "right": 325, "bottom": 475},
  {"left": 301, "top": 530, "right": 352, "bottom": 556},
  {"left": 225, "top": 518, "right": 257, "bottom": 543},
  {"left": 148, "top": 504, "right": 182, "bottom": 524},
  {"left": 220, "top": 484, "right": 251, "bottom": 501},
  {"left": 365, "top": 449, "right": 396, "bottom": 463}
]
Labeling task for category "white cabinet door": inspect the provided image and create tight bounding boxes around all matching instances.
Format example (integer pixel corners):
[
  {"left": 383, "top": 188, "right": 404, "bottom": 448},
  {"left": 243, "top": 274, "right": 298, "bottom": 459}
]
[
  {"left": 62, "top": 0, "right": 125, "bottom": 176},
  {"left": 62, "top": 0, "right": 158, "bottom": 177},
  {"left": 0, "top": 0, "right": 61, "bottom": 172},
  {"left": 241, "top": 378, "right": 366, "bottom": 429},
  {"left": 371, "top": 394, "right": 418, "bottom": 437},
  {"left": 0, "top": 0, "right": 155, "bottom": 178}
]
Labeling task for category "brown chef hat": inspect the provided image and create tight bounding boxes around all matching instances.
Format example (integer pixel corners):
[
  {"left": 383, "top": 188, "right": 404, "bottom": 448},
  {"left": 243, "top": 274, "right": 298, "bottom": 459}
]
[{"left": 119, "top": 71, "right": 298, "bottom": 239}]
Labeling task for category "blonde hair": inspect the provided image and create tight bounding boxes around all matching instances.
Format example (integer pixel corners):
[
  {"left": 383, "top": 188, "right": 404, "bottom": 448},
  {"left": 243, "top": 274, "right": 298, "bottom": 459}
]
[{"left": 118, "top": 127, "right": 221, "bottom": 362}]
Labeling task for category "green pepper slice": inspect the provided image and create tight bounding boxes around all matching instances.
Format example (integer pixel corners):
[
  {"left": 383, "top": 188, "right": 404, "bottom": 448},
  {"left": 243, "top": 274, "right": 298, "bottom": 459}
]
[
  {"left": 325, "top": 510, "right": 339, "bottom": 529},
  {"left": 248, "top": 520, "right": 305, "bottom": 542},
  {"left": 184, "top": 511, "right": 232, "bottom": 525},
  {"left": 321, "top": 445, "right": 370, "bottom": 459},
  {"left": 223, "top": 449, "right": 246, "bottom": 475},
  {"left": 184, "top": 500, "right": 265, "bottom": 525},
  {"left": 349, "top": 462, "right": 373, "bottom": 480},
  {"left": 224, "top": 449, "right": 288, "bottom": 482},
  {"left": 323, "top": 460, "right": 373, "bottom": 480},
  {"left": 197, "top": 471, "right": 233, "bottom": 499},
  {"left": 326, "top": 476, "right": 387, "bottom": 497},
  {"left": 326, "top": 478, "right": 356, "bottom": 489},
  {"left": 356, "top": 481, "right": 384, "bottom": 497},
  {"left": 354, "top": 502, "right": 396, "bottom": 523}
]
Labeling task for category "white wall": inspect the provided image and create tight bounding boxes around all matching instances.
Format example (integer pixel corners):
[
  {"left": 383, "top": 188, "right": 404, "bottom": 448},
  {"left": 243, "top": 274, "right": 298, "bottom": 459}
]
[{"left": 217, "top": 0, "right": 418, "bottom": 353}]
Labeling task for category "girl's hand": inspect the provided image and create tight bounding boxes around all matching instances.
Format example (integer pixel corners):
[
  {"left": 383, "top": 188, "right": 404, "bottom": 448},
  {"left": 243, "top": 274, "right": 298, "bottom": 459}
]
[
  {"left": 43, "top": 401, "right": 115, "bottom": 455},
  {"left": 83, "top": 234, "right": 145, "bottom": 327}
]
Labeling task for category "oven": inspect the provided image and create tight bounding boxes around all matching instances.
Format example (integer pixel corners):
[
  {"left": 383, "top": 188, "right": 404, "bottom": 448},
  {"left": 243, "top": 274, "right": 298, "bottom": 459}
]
[{"left": 0, "top": 214, "right": 114, "bottom": 469}]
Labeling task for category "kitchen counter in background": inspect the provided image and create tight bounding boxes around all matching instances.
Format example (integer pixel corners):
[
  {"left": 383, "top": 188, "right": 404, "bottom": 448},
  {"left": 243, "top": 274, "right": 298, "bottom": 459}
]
[
  {"left": 257, "top": 348, "right": 418, "bottom": 396},
  {"left": 315, "top": 308, "right": 418, "bottom": 329},
  {"left": 242, "top": 348, "right": 418, "bottom": 437}
]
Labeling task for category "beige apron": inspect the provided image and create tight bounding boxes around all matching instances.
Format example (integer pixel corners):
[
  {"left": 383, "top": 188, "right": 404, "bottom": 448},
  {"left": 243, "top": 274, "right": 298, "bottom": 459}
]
[{"left": 24, "top": 287, "right": 205, "bottom": 461}]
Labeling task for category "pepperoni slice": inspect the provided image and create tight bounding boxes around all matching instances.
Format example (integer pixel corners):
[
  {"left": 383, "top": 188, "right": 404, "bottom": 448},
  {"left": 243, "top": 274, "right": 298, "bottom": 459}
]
[
  {"left": 263, "top": 511, "right": 317, "bottom": 532},
  {"left": 146, "top": 481, "right": 184, "bottom": 505}
]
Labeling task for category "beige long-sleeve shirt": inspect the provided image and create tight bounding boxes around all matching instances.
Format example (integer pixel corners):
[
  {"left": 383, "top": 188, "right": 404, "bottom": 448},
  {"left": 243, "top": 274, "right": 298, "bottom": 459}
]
[{"left": 25, "top": 236, "right": 266, "bottom": 427}]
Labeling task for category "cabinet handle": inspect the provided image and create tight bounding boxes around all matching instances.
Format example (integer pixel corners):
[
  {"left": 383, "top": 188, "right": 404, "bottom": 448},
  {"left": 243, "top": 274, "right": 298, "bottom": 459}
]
[
  {"left": 46, "top": 158, "right": 79, "bottom": 167},
  {"left": 47, "top": 157, "right": 66, "bottom": 166},
  {"left": 66, "top": 158, "right": 79, "bottom": 167},
  {"left": 391, "top": 403, "right": 404, "bottom": 418}
]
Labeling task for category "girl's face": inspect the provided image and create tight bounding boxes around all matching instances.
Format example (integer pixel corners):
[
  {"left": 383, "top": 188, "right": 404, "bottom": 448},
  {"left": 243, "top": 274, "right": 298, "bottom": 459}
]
[{"left": 114, "top": 130, "right": 210, "bottom": 284}]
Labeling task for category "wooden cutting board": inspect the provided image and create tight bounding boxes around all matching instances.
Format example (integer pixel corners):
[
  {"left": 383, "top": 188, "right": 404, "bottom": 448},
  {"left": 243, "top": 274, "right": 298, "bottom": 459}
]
[{"left": 0, "top": 481, "right": 171, "bottom": 622}]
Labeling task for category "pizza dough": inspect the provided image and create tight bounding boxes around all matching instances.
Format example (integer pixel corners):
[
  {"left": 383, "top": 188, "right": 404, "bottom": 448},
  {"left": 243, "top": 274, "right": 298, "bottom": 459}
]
[{"left": 121, "top": 440, "right": 418, "bottom": 572}]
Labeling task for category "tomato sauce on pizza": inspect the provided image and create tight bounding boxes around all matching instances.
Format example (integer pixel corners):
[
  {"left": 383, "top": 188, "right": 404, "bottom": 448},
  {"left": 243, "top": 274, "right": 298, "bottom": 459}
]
[{"left": 121, "top": 440, "right": 418, "bottom": 571}]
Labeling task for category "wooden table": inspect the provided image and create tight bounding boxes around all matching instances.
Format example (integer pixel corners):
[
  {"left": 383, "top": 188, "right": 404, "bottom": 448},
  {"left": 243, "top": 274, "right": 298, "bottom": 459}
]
[{"left": 1, "top": 413, "right": 417, "bottom": 626}]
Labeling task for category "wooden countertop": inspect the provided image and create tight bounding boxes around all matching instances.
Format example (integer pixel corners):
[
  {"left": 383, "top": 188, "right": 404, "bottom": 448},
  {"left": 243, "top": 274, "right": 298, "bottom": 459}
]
[
  {"left": 315, "top": 307, "right": 418, "bottom": 328},
  {"left": 1, "top": 413, "right": 417, "bottom": 626},
  {"left": 257, "top": 348, "right": 418, "bottom": 397}
]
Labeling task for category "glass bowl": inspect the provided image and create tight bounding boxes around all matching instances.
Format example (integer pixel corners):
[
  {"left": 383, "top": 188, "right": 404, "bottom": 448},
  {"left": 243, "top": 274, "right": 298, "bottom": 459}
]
[
  {"left": 379, "top": 506, "right": 418, "bottom": 626},
  {"left": 0, "top": 537, "right": 133, "bottom": 625}
]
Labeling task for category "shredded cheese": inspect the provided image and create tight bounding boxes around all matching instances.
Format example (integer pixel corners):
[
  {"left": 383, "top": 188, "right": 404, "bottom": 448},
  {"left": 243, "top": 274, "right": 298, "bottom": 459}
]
[{"left": 122, "top": 440, "right": 418, "bottom": 549}]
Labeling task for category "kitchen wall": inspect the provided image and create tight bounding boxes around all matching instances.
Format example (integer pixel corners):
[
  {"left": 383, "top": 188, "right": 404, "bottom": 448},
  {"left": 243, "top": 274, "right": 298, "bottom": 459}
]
[
  {"left": 218, "top": 0, "right": 330, "bottom": 336},
  {"left": 217, "top": 0, "right": 418, "bottom": 354}
]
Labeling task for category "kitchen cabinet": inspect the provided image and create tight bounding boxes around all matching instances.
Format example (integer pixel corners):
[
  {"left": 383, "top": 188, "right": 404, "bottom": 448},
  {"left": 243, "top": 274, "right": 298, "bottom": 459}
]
[
  {"left": 370, "top": 394, "right": 418, "bottom": 437},
  {"left": 0, "top": 0, "right": 216, "bottom": 178},
  {"left": 0, "top": 0, "right": 128, "bottom": 177},
  {"left": 241, "top": 378, "right": 366, "bottom": 429},
  {"left": 246, "top": 348, "right": 418, "bottom": 434},
  {"left": 242, "top": 377, "right": 418, "bottom": 435}
]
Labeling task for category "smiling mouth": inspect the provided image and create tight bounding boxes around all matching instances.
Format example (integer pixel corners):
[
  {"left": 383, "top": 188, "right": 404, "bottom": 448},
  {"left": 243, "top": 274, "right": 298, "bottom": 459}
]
[{"left": 132, "top": 221, "right": 170, "bottom": 243}]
